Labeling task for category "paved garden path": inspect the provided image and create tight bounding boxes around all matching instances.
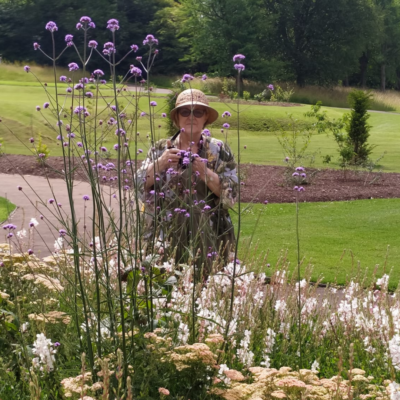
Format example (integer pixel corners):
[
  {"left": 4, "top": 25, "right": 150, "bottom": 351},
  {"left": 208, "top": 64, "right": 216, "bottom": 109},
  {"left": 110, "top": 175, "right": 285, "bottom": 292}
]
[{"left": 0, "top": 173, "right": 103, "bottom": 257}]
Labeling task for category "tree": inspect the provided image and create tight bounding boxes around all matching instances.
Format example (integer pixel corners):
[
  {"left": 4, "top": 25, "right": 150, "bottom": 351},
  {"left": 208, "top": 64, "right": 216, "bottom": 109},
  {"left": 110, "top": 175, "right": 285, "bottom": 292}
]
[
  {"left": 346, "top": 90, "right": 373, "bottom": 163},
  {"left": 263, "top": 0, "right": 377, "bottom": 86}
]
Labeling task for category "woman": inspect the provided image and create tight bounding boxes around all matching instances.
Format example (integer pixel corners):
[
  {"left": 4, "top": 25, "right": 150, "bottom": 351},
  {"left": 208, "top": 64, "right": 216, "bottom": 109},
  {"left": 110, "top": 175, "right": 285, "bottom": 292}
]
[{"left": 136, "top": 88, "right": 238, "bottom": 276}]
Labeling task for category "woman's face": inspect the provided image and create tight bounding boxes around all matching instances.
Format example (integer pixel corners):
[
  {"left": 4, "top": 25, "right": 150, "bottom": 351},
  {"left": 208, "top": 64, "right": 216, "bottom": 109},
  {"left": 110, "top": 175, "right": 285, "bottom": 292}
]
[{"left": 177, "top": 105, "right": 208, "bottom": 136}]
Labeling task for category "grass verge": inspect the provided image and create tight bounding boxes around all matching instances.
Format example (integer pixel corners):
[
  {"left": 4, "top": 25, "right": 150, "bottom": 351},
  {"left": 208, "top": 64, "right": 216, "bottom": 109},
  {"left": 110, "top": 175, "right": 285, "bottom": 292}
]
[
  {"left": 234, "top": 199, "right": 400, "bottom": 288},
  {"left": 0, "top": 196, "right": 16, "bottom": 222}
]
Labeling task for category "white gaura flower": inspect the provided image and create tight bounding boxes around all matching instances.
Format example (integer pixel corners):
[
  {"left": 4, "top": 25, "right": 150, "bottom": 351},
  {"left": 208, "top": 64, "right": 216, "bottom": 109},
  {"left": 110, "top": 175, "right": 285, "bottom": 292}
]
[
  {"left": 16, "top": 229, "right": 27, "bottom": 239},
  {"left": 389, "top": 382, "right": 400, "bottom": 400},
  {"left": 30, "top": 218, "right": 39, "bottom": 227},
  {"left": 32, "top": 333, "right": 56, "bottom": 372},
  {"left": 54, "top": 237, "right": 64, "bottom": 251},
  {"left": 389, "top": 334, "right": 400, "bottom": 370},
  {"left": 311, "top": 360, "right": 320, "bottom": 372}
]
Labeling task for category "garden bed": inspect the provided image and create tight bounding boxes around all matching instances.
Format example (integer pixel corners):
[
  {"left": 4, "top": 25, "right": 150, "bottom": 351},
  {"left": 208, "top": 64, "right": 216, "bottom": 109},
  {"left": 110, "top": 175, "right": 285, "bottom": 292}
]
[{"left": 1, "top": 154, "right": 400, "bottom": 203}]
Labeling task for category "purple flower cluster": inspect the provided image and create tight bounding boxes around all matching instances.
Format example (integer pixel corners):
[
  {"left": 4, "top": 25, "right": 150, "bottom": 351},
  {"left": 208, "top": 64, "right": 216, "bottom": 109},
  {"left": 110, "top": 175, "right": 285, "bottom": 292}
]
[
  {"left": 234, "top": 64, "right": 245, "bottom": 71},
  {"left": 3, "top": 223, "right": 17, "bottom": 230},
  {"left": 33, "top": 42, "right": 40, "bottom": 50},
  {"left": 222, "top": 111, "right": 231, "bottom": 118},
  {"left": 130, "top": 44, "right": 139, "bottom": 52},
  {"left": 93, "top": 69, "right": 104, "bottom": 77},
  {"left": 202, "top": 74, "right": 207, "bottom": 81},
  {"left": 115, "top": 128, "right": 126, "bottom": 136},
  {"left": 130, "top": 66, "right": 142, "bottom": 76},
  {"left": 68, "top": 62, "right": 79, "bottom": 71},
  {"left": 88, "top": 40, "right": 98, "bottom": 49},
  {"left": 143, "top": 34, "right": 158, "bottom": 46},
  {"left": 24, "top": 66, "right": 30, "bottom": 73},
  {"left": 150, "top": 101, "right": 157, "bottom": 106},
  {"left": 74, "top": 106, "right": 87, "bottom": 115},
  {"left": 83, "top": 195, "right": 90, "bottom": 201},
  {"left": 107, "top": 18, "right": 119, "bottom": 31},
  {"left": 222, "top": 123, "right": 230, "bottom": 129},
  {"left": 233, "top": 53, "right": 246, "bottom": 72},
  {"left": 45, "top": 21, "right": 58, "bottom": 32},
  {"left": 65, "top": 34, "right": 73, "bottom": 43},
  {"left": 103, "top": 42, "right": 116, "bottom": 55},
  {"left": 268, "top": 84, "right": 275, "bottom": 91},
  {"left": 181, "top": 74, "right": 194, "bottom": 83}
]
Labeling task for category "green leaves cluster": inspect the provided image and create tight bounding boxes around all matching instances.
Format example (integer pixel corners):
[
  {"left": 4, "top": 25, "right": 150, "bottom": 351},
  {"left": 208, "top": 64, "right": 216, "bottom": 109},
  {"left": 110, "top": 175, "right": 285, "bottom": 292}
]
[{"left": 3, "top": 0, "right": 400, "bottom": 89}]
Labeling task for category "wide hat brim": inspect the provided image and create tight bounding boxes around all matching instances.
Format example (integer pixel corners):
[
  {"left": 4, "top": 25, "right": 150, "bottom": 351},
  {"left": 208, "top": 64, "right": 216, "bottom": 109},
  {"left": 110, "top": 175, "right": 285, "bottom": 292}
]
[{"left": 170, "top": 101, "right": 219, "bottom": 126}]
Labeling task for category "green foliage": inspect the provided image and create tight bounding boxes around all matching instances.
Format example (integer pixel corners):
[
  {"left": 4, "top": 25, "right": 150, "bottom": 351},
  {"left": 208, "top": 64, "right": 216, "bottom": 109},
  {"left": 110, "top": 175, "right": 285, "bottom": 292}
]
[
  {"left": 346, "top": 90, "right": 373, "bottom": 163},
  {"left": 32, "top": 133, "right": 50, "bottom": 163},
  {"left": 0, "top": 196, "right": 16, "bottom": 222},
  {"left": 243, "top": 90, "right": 251, "bottom": 101},
  {"left": 270, "top": 85, "right": 294, "bottom": 103}
]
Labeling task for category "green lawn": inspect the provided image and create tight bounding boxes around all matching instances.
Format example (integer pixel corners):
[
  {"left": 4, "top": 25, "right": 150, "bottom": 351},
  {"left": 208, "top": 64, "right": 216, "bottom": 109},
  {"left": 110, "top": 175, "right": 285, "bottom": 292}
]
[
  {"left": 234, "top": 199, "right": 400, "bottom": 288},
  {"left": 1, "top": 84, "right": 400, "bottom": 171},
  {"left": 0, "top": 197, "right": 16, "bottom": 223}
]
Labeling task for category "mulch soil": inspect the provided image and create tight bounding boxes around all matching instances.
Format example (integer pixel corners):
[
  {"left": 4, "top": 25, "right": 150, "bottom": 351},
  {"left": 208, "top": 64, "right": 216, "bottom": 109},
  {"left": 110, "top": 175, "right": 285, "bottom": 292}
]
[{"left": 1, "top": 154, "right": 400, "bottom": 204}]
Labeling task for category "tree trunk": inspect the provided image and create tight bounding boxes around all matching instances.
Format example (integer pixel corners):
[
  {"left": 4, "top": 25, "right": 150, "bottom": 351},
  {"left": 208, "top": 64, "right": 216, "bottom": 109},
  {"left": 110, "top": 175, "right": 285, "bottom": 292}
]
[
  {"left": 380, "top": 63, "right": 386, "bottom": 92},
  {"left": 359, "top": 52, "right": 368, "bottom": 88}
]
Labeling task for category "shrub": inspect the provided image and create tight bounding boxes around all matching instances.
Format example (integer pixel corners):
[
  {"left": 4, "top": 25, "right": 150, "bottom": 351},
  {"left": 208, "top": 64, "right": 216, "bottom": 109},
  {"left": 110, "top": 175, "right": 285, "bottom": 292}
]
[
  {"left": 31, "top": 133, "right": 50, "bottom": 163},
  {"left": 346, "top": 90, "right": 373, "bottom": 163}
]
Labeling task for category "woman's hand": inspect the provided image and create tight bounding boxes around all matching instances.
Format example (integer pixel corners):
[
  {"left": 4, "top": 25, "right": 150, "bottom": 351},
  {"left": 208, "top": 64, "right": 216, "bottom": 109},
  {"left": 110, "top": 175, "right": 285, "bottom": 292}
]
[{"left": 157, "top": 140, "right": 181, "bottom": 171}]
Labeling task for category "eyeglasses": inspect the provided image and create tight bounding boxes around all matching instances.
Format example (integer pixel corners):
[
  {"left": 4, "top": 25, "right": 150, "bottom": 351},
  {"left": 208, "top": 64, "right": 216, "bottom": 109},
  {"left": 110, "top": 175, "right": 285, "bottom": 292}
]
[{"left": 178, "top": 108, "right": 206, "bottom": 118}]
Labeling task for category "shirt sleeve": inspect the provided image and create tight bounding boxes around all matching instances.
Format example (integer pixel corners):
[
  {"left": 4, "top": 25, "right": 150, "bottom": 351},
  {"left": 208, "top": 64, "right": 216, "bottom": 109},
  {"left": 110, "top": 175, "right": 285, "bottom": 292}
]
[{"left": 215, "top": 142, "right": 238, "bottom": 209}]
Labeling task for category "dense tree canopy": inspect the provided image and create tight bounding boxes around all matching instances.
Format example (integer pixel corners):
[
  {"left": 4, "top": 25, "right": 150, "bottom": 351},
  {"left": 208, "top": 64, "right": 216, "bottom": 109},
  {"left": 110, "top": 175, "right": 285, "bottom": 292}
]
[{"left": 1, "top": 0, "right": 400, "bottom": 89}]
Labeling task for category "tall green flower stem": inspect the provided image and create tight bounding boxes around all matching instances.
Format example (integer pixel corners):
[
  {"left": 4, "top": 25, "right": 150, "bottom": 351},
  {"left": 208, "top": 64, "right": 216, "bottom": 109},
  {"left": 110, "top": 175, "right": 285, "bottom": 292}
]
[
  {"left": 50, "top": 30, "right": 94, "bottom": 370},
  {"left": 295, "top": 190, "right": 302, "bottom": 369}
]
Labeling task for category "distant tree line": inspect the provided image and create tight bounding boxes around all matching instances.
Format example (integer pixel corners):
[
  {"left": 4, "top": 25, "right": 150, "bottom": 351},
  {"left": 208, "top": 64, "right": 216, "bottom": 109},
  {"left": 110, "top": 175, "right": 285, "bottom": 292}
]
[{"left": 1, "top": 0, "right": 400, "bottom": 90}]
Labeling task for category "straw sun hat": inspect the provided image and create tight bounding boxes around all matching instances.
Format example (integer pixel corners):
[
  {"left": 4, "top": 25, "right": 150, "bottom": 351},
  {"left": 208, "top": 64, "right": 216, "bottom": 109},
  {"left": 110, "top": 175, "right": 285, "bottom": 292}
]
[{"left": 170, "top": 88, "right": 219, "bottom": 126}]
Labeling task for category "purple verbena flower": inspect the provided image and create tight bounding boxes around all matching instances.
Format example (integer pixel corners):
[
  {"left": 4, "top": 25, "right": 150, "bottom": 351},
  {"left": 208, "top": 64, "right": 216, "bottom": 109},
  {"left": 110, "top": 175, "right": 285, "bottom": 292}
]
[
  {"left": 28, "top": 249, "right": 34, "bottom": 255},
  {"left": 143, "top": 34, "right": 158, "bottom": 46},
  {"left": 88, "top": 40, "right": 98, "bottom": 49},
  {"left": 85, "top": 91, "right": 94, "bottom": 98},
  {"left": 233, "top": 54, "right": 245, "bottom": 62},
  {"left": 130, "top": 44, "right": 139, "bottom": 52},
  {"left": 77, "top": 142, "right": 83, "bottom": 147},
  {"left": 222, "top": 111, "right": 231, "bottom": 118},
  {"left": 136, "top": 56, "right": 142, "bottom": 61},
  {"left": 76, "top": 22, "right": 83, "bottom": 30},
  {"left": 222, "top": 123, "right": 230, "bottom": 129},
  {"left": 24, "top": 65, "right": 30, "bottom": 73},
  {"left": 30, "top": 137, "right": 34, "bottom": 143},
  {"left": 68, "top": 62, "right": 79, "bottom": 71},
  {"left": 74, "top": 83, "right": 83, "bottom": 90},
  {"left": 140, "top": 112, "right": 146, "bottom": 117},
  {"left": 234, "top": 64, "right": 245, "bottom": 71},
  {"left": 33, "top": 42, "right": 40, "bottom": 50},
  {"left": 202, "top": 74, "right": 207, "bottom": 81},
  {"left": 107, "top": 18, "right": 119, "bottom": 31},
  {"left": 268, "top": 84, "right": 275, "bottom": 91},
  {"left": 130, "top": 66, "right": 142, "bottom": 76},
  {"left": 88, "top": 21, "right": 95, "bottom": 29},
  {"left": 45, "top": 21, "right": 58, "bottom": 32},
  {"left": 150, "top": 101, "right": 157, "bottom": 106},
  {"left": 59, "top": 229, "right": 67, "bottom": 237},
  {"left": 181, "top": 73, "right": 194, "bottom": 83},
  {"left": 83, "top": 195, "right": 90, "bottom": 201},
  {"left": 54, "top": 342, "right": 61, "bottom": 347},
  {"left": 162, "top": 113, "right": 167, "bottom": 118},
  {"left": 114, "top": 144, "right": 120, "bottom": 150},
  {"left": 66, "top": 87, "right": 72, "bottom": 93},
  {"left": 60, "top": 75, "right": 67, "bottom": 82},
  {"left": 48, "top": 198, "right": 55, "bottom": 204},
  {"left": 80, "top": 16, "right": 92, "bottom": 23},
  {"left": 115, "top": 128, "right": 126, "bottom": 136},
  {"left": 202, "top": 129, "right": 211, "bottom": 136},
  {"left": 36, "top": 106, "right": 40, "bottom": 111},
  {"left": 65, "top": 34, "right": 73, "bottom": 42},
  {"left": 296, "top": 166, "right": 305, "bottom": 172},
  {"left": 93, "top": 69, "right": 104, "bottom": 76},
  {"left": 100, "top": 146, "right": 107, "bottom": 152}
]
